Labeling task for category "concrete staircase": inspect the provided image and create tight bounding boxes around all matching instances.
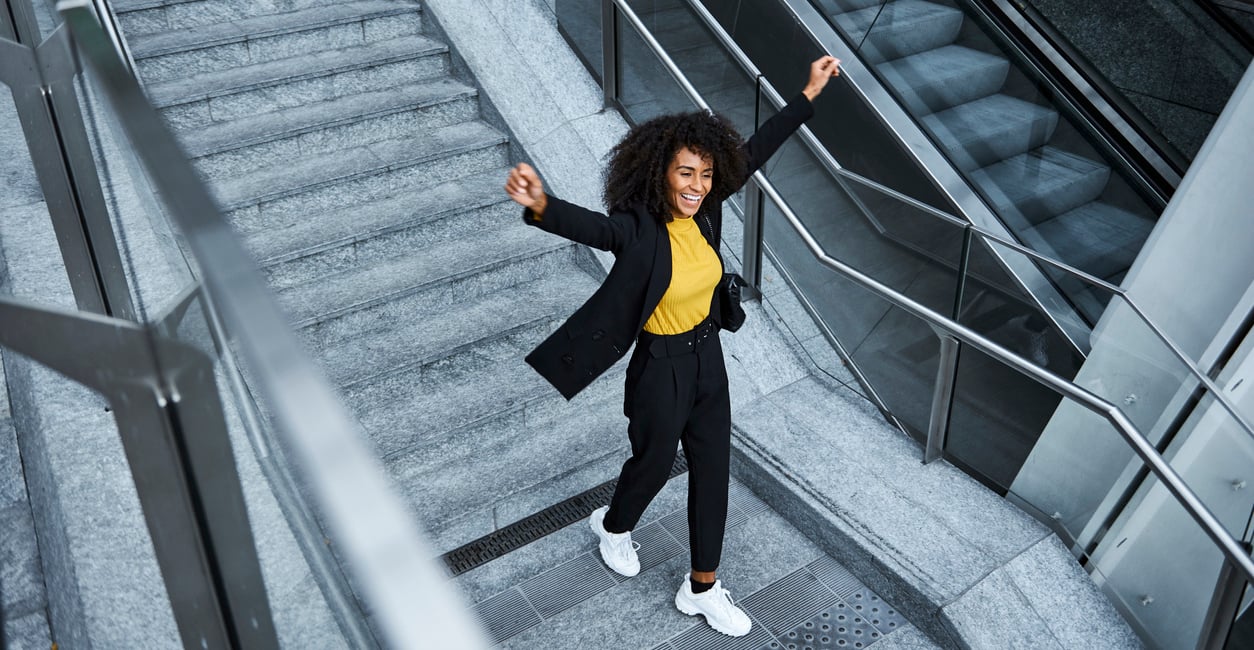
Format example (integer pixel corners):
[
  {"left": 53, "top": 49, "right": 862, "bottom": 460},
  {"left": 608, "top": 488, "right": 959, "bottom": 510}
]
[
  {"left": 818, "top": 0, "right": 1157, "bottom": 319},
  {"left": 117, "top": 0, "right": 631, "bottom": 554}
]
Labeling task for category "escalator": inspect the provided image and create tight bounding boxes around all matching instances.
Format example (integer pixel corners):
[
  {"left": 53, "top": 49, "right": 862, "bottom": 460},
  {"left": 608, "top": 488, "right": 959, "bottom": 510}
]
[{"left": 557, "top": 0, "right": 1251, "bottom": 489}]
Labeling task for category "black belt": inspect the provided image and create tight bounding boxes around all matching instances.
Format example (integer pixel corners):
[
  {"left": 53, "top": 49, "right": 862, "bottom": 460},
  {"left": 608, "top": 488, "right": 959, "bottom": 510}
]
[{"left": 638, "top": 317, "right": 717, "bottom": 358}]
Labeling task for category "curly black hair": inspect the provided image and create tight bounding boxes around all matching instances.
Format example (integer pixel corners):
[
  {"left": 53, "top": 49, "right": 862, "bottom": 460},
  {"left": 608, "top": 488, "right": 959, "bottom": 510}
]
[{"left": 604, "top": 110, "right": 747, "bottom": 222}]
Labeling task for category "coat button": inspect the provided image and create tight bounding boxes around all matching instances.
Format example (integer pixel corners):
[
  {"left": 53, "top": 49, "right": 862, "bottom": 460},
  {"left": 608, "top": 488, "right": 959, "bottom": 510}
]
[{"left": 562, "top": 354, "right": 574, "bottom": 365}]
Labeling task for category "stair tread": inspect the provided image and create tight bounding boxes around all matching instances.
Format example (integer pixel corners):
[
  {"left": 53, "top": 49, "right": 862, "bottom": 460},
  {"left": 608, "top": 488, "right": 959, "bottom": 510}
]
[
  {"left": 181, "top": 77, "right": 475, "bottom": 159},
  {"left": 276, "top": 218, "right": 562, "bottom": 327},
  {"left": 213, "top": 119, "right": 505, "bottom": 210},
  {"left": 876, "top": 45, "right": 1009, "bottom": 113},
  {"left": 129, "top": 0, "right": 418, "bottom": 58},
  {"left": 147, "top": 35, "right": 446, "bottom": 106},
  {"left": 969, "top": 146, "right": 1110, "bottom": 223},
  {"left": 1022, "top": 202, "right": 1153, "bottom": 278},
  {"left": 246, "top": 166, "right": 508, "bottom": 265},
  {"left": 319, "top": 271, "right": 596, "bottom": 388}
]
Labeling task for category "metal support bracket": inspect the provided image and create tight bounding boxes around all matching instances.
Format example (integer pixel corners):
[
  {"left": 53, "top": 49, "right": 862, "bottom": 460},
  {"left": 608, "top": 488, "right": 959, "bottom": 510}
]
[
  {"left": 0, "top": 296, "right": 279, "bottom": 649},
  {"left": 601, "top": 0, "right": 618, "bottom": 108},
  {"left": 742, "top": 178, "right": 765, "bottom": 300},
  {"left": 925, "top": 333, "right": 961, "bottom": 464}
]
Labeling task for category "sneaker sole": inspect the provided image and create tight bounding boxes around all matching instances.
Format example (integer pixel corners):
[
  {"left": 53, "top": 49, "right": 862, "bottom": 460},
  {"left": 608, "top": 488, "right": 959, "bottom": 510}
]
[{"left": 674, "top": 594, "right": 751, "bottom": 637}]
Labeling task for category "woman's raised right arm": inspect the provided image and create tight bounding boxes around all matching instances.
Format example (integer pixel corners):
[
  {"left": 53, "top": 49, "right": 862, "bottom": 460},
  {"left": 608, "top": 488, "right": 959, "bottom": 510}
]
[{"left": 505, "top": 163, "right": 633, "bottom": 253}]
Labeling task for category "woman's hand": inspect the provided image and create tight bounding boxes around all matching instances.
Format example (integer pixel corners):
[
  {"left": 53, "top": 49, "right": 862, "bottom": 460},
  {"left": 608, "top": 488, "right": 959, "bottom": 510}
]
[
  {"left": 802, "top": 55, "right": 841, "bottom": 101},
  {"left": 505, "top": 163, "right": 547, "bottom": 216}
]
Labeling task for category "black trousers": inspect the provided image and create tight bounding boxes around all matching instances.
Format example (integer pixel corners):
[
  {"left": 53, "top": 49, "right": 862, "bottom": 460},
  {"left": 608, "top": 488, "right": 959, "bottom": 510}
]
[{"left": 603, "top": 318, "right": 732, "bottom": 572}]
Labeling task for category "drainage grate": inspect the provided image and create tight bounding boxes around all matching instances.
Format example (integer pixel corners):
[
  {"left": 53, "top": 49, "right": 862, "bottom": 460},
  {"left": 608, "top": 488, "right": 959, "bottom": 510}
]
[
  {"left": 472, "top": 588, "right": 541, "bottom": 644},
  {"left": 611, "top": 520, "right": 686, "bottom": 583},
  {"left": 670, "top": 615, "right": 777, "bottom": 650},
  {"left": 729, "top": 481, "right": 771, "bottom": 518},
  {"left": 808, "top": 556, "right": 863, "bottom": 599},
  {"left": 779, "top": 601, "right": 882, "bottom": 650},
  {"left": 660, "top": 502, "right": 750, "bottom": 549},
  {"left": 442, "top": 453, "right": 688, "bottom": 575},
  {"left": 741, "top": 568, "right": 839, "bottom": 635},
  {"left": 519, "top": 552, "right": 617, "bottom": 618}
]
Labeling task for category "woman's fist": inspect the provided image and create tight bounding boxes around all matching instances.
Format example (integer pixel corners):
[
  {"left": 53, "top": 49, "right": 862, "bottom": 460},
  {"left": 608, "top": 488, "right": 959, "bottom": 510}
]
[
  {"left": 802, "top": 55, "right": 841, "bottom": 101},
  {"left": 505, "top": 163, "right": 547, "bottom": 215}
]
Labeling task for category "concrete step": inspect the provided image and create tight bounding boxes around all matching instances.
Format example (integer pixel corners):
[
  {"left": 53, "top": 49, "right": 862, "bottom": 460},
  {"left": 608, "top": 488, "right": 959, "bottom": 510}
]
[
  {"left": 317, "top": 271, "right": 597, "bottom": 389},
  {"left": 114, "top": 0, "right": 347, "bottom": 36},
  {"left": 919, "top": 93, "right": 1059, "bottom": 171},
  {"left": 875, "top": 45, "right": 1009, "bottom": 114},
  {"left": 246, "top": 167, "right": 511, "bottom": 290},
  {"left": 1021, "top": 201, "right": 1153, "bottom": 280},
  {"left": 148, "top": 35, "right": 450, "bottom": 130},
  {"left": 387, "top": 369, "right": 627, "bottom": 543},
  {"left": 831, "top": 0, "right": 964, "bottom": 63},
  {"left": 216, "top": 120, "right": 508, "bottom": 235},
  {"left": 277, "top": 219, "right": 572, "bottom": 342},
  {"left": 185, "top": 78, "right": 478, "bottom": 179},
  {"left": 815, "top": 0, "right": 885, "bottom": 13},
  {"left": 129, "top": 0, "right": 422, "bottom": 82},
  {"left": 969, "top": 146, "right": 1110, "bottom": 228}
]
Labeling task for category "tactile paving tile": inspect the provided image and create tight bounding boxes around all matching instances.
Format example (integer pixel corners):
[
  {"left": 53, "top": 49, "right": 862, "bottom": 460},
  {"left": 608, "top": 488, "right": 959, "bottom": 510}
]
[
  {"left": 845, "top": 588, "right": 908, "bottom": 636},
  {"left": 660, "top": 504, "right": 751, "bottom": 548},
  {"left": 670, "top": 616, "right": 777, "bottom": 650},
  {"left": 611, "top": 520, "right": 687, "bottom": 583},
  {"left": 778, "top": 601, "right": 883, "bottom": 650},
  {"left": 740, "top": 568, "right": 839, "bottom": 634},
  {"left": 472, "top": 587, "right": 541, "bottom": 643},
  {"left": 518, "top": 552, "right": 617, "bottom": 618},
  {"left": 729, "top": 482, "right": 771, "bottom": 518},
  {"left": 808, "top": 555, "right": 864, "bottom": 599}
]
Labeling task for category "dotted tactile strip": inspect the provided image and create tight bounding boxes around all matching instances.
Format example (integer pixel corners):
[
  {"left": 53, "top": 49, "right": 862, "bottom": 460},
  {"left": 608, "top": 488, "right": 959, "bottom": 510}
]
[
  {"left": 844, "top": 588, "right": 908, "bottom": 636},
  {"left": 778, "top": 601, "right": 883, "bottom": 650}
]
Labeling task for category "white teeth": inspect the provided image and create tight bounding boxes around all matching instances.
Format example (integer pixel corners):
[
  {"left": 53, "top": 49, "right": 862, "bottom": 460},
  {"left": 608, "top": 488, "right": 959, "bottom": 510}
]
[{"left": 682, "top": 193, "right": 701, "bottom": 202}]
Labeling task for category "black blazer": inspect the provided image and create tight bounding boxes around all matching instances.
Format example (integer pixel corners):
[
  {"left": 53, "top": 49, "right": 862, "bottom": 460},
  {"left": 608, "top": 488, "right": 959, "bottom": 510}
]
[{"left": 521, "top": 93, "right": 815, "bottom": 399}]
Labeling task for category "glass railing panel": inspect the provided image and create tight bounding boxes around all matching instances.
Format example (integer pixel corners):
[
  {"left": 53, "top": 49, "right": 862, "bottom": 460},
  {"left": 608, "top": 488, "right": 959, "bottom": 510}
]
[
  {"left": 556, "top": 0, "right": 606, "bottom": 83},
  {"left": 1160, "top": 392, "right": 1254, "bottom": 542},
  {"left": 810, "top": 0, "right": 1164, "bottom": 325},
  {"left": 1225, "top": 578, "right": 1254, "bottom": 649},
  {"left": 1022, "top": 0, "right": 1251, "bottom": 161}
]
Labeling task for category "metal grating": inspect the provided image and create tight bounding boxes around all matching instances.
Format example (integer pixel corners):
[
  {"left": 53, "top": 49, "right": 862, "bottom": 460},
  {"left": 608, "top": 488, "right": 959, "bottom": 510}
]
[
  {"left": 808, "top": 556, "right": 864, "bottom": 599},
  {"left": 740, "top": 569, "right": 839, "bottom": 635},
  {"left": 778, "top": 602, "right": 883, "bottom": 650},
  {"left": 845, "top": 588, "right": 908, "bottom": 636},
  {"left": 442, "top": 453, "right": 689, "bottom": 575},
  {"left": 518, "top": 552, "right": 617, "bottom": 618},
  {"left": 729, "top": 481, "right": 771, "bottom": 518},
  {"left": 611, "top": 520, "right": 687, "bottom": 583},
  {"left": 660, "top": 502, "right": 750, "bottom": 549},
  {"left": 669, "top": 616, "right": 778, "bottom": 650},
  {"left": 472, "top": 587, "right": 541, "bottom": 644}
]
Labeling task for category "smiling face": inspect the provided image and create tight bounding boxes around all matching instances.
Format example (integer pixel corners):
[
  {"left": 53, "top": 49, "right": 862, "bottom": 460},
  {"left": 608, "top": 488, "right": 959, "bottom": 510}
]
[{"left": 665, "top": 147, "right": 714, "bottom": 220}]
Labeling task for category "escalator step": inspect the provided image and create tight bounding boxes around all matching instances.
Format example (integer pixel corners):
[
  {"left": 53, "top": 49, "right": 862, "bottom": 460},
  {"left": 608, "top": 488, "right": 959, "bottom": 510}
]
[
  {"left": 830, "top": 0, "right": 964, "bottom": 62},
  {"left": 920, "top": 94, "right": 1058, "bottom": 171},
  {"left": 875, "top": 45, "right": 1009, "bottom": 114},
  {"left": 1021, "top": 201, "right": 1154, "bottom": 280},
  {"left": 969, "top": 146, "right": 1110, "bottom": 227}
]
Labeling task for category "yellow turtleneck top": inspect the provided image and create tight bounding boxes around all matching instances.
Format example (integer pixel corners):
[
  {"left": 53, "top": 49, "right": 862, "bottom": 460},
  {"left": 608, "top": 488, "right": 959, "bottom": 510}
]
[{"left": 643, "top": 216, "right": 722, "bottom": 335}]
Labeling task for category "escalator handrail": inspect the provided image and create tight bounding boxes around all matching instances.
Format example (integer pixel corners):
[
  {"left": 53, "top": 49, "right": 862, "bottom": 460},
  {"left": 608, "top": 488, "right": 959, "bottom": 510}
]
[
  {"left": 671, "top": 0, "right": 1254, "bottom": 448},
  {"left": 609, "top": 0, "right": 1254, "bottom": 588}
]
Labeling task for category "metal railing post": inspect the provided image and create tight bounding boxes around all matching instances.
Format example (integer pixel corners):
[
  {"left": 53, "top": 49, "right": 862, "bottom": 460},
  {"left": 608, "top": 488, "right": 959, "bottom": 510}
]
[
  {"left": 1198, "top": 548, "right": 1252, "bottom": 650},
  {"left": 601, "top": 0, "right": 617, "bottom": 108},
  {"left": 742, "top": 179, "right": 765, "bottom": 300},
  {"left": 0, "top": 0, "right": 136, "bottom": 321},
  {"left": 925, "top": 334, "right": 961, "bottom": 463}
]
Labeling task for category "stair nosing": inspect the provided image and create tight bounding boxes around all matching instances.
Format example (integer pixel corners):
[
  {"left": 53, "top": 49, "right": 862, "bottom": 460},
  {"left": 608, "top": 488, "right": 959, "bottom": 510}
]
[
  {"left": 286, "top": 236, "right": 570, "bottom": 330},
  {"left": 217, "top": 125, "right": 507, "bottom": 211},
  {"left": 131, "top": 1, "right": 421, "bottom": 58},
  {"left": 186, "top": 80, "right": 478, "bottom": 159},
  {"left": 149, "top": 36, "right": 448, "bottom": 107}
]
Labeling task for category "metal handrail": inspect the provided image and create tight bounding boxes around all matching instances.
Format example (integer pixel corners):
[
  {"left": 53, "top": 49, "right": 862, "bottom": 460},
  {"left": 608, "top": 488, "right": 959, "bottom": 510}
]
[
  {"left": 56, "top": 2, "right": 490, "bottom": 647},
  {"left": 607, "top": 0, "right": 1254, "bottom": 589},
  {"left": 661, "top": 0, "right": 1254, "bottom": 445}
]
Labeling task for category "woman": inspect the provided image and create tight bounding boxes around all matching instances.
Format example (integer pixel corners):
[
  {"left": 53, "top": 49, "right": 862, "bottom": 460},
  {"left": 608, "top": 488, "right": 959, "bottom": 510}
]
[{"left": 504, "top": 55, "right": 840, "bottom": 637}]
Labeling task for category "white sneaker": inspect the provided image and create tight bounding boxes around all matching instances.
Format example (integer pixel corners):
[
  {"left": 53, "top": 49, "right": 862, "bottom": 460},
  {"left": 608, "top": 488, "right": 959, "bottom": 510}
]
[
  {"left": 674, "top": 574, "right": 752, "bottom": 637},
  {"left": 589, "top": 506, "right": 640, "bottom": 577}
]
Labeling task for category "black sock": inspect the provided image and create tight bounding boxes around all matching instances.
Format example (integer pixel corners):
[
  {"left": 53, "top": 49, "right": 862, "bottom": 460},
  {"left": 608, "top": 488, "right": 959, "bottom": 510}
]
[{"left": 691, "top": 577, "right": 715, "bottom": 594}]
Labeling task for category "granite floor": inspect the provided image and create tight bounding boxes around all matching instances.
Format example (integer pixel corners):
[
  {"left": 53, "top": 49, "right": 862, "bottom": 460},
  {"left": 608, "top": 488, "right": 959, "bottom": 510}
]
[{"left": 454, "top": 474, "right": 937, "bottom": 650}]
